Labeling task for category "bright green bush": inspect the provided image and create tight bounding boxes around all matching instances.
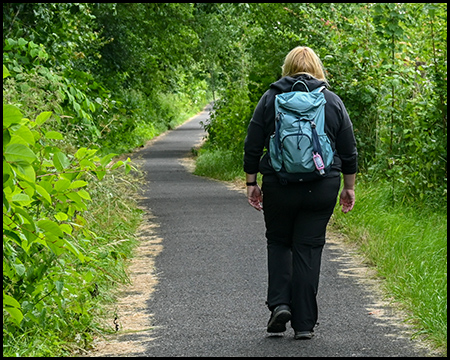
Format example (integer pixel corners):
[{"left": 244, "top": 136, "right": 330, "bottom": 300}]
[{"left": 3, "top": 65, "right": 135, "bottom": 355}]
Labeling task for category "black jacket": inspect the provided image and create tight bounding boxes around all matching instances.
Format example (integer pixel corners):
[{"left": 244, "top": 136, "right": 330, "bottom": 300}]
[{"left": 244, "top": 74, "right": 358, "bottom": 182}]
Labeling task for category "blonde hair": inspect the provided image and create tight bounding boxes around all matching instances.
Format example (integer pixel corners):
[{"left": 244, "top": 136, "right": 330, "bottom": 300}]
[{"left": 281, "top": 46, "right": 328, "bottom": 84}]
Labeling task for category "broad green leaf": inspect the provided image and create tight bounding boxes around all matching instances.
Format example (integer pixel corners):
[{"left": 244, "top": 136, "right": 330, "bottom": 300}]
[
  {"left": 110, "top": 160, "right": 123, "bottom": 170},
  {"left": 67, "top": 93, "right": 75, "bottom": 104},
  {"left": 100, "top": 153, "right": 118, "bottom": 167},
  {"left": 74, "top": 147, "right": 88, "bottom": 160},
  {"left": 54, "top": 212, "right": 68, "bottom": 221},
  {"left": 83, "top": 270, "right": 94, "bottom": 283},
  {"left": 77, "top": 189, "right": 91, "bottom": 201},
  {"left": 54, "top": 178, "right": 71, "bottom": 192},
  {"left": 29, "top": 48, "right": 39, "bottom": 58},
  {"left": 59, "top": 223, "right": 72, "bottom": 235},
  {"left": 3, "top": 190, "right": 11, "bottom": 212},
  {"left": 45, "top": 130, "right": 64, "bottom": 140},
  {"left": 55, "top": 280, "right": 64, "bottom": 295},
  {"left": 63, "top": 238, "right": 85, "bottom": 262},
  {"left": 13, "top": 125, "right": 35, "bottom": 146},
  {"left": 8, "top": 134, "right": 29, "bottom": 146},
  {"left": 55, "top": 194, "right": 68, "bottom": 204},
  {"left": 38, "top": 49, "right": 48, "bottom": 61},
  {"left": 86, "top": 149, "right": 98, "bottom": 158},
  {"left": 18, "top": 38, "right": 27, "bottom": 48},
  {"left": 75, "top": 148, "right": 98, "bottom": 161},
  {"left": 15, "top": 163, "right": 36, "bottom": 183},
  {"left": 79, "top": 159, "right": 95, "bottom": 170},
  {"left": 12, "top": 206, "right": 36, "bottom": 229},
  {"left": 66, "top": 192, "right": 86, "bottom": 208},
  {"left": 53, "top": 152, "right": 70, "bottom": 171},
  {"left": 12, "top": 66, "right": 23, "bottom": 73},
  {"left": 67, "top": 204, "right": 76, "bottom": 217},
  {"left": 37, "top": 219, "right": 63, "bottom": 237},
  {"left": 3, "top": 293, "right": 21, "bottom": 308},
  {"left": 3, "top": 230, "right": 21, "bottom": 246},
  {"left": 4, "top": 127, "right": 11, "bottom": 146},
  {"left": 95, "top": 170, "right": 106, "bottom": 180},
  {"left": 4, "top": 161, "right": 13, "bottom": 177},
  {"left": 69, "top": 180, "right": 88, "bottom": 189},
  {"left": 13, "top": 263, "right": 26, "bottom": 277},
  {"left": 5, "top": 38, "right": 17, "bottom": 47},
  {"left": 45, "top": 234, "right": 65, "bottom": 256},
  {"left": 4, "top": 143, "right": 37, "bottom": 164},
  {"left": 35, "top": 184, "right": 52, "bottom": 204},
  {"left": 73, "top": 101, "right": 81, "bottom": 114},
  {"left": 18, "top": 180, "right": 35, "bottom": 197},
  {"left": 11, "top": 193, "right": 31, "bottom": 205},
  {"left": 61, "top": 171, "right": 79, "bottom": 182},
  {"left": 35, "top": 111, "right": 52, "bottom": 126},
  {"left": 4, "top": 307, "right": 23, "bottom": 325},
  {"left": 3, "top": 64, "right": 10, "bottom": 79},
  {"left": 3, "top": 105, "right": 23, "bottom": 127},
  {"left": 38, "top": 180, "right": 53, "bottom": 194}
]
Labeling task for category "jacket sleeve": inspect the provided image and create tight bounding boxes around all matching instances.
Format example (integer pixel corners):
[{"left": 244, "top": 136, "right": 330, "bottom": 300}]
[
  {"left": 335, "top": 97, "right": 358, "bottom": 174},
  {"left": 244, "top": 93, "right": 268, "bottom": 174}
]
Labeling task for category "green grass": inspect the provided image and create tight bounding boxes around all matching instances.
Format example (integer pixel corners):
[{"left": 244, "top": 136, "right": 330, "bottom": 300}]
[
  {"left": 193, "top": 148, "right": 246, "bottom": 182},
  {"left": 332, "top": 180, "right": 447, "bottom": 353},
  {"left": 194, "top": 147, "right": 447, "bottom": 355}
]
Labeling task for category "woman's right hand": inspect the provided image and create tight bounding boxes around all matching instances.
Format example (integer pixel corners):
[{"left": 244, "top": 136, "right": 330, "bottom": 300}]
[{"left": 339, "top": 188, "right": 355, "bottom": 213}]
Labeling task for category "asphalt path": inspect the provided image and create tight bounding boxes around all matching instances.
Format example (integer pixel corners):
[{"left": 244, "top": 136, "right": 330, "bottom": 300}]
[{"left": 131, "top": 105, "right": 432, "bottom": 357}]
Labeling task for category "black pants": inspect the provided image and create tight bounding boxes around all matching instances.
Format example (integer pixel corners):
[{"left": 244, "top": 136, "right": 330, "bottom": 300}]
[{"left": 262, "top": 175, "right": 340, "bottom": 332}]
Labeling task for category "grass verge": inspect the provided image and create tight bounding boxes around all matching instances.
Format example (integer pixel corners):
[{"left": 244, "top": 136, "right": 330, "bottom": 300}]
[
  {"left": 331, "top": 180, "right": 447, "bottom": 354},
  {"left": 193, "top": 148, "right": 245, "bottom": 182}
]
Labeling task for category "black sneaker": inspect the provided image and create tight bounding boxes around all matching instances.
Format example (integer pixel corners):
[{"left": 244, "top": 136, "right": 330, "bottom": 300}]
[
  {"left": 294, "top": 330, "right": 314, "bottom": 340},
  {"left": 267, "top": 305, "right": 292, "bottom": 333}
]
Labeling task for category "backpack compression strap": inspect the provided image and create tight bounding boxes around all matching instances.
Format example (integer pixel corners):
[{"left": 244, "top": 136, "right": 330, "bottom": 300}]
[
  {"left": 310, "top": 121, "right": 323, "bottom": 157},
  {"left": 273, "top": 112, "right": 283, "bottom": 158}
]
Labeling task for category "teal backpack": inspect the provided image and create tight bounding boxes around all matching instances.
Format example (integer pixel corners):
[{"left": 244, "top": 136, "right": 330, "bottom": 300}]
[{"left": 269, "top": 80, "right": 334, "bottom": 183}]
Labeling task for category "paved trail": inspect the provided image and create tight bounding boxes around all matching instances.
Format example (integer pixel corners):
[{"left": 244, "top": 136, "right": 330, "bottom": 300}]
[{"left": 95, "top": 105, "right": 434, "bottom": 357}]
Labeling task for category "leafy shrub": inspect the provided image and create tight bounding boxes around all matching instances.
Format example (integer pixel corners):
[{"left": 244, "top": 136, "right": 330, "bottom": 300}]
[{"left": 3, "top": 65, "right": 134, "bottom": 355}]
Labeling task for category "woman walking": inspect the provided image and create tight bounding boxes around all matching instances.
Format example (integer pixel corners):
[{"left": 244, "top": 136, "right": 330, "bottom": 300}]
[{"left": 244, "top": 46, "right": 357, "bottom": 339}]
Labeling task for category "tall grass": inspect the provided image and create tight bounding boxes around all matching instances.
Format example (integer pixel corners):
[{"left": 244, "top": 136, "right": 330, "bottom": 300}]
[
  {"left": 332, "top": 180, "right": 447, "bottom": 352},
  {"left": 194, "top": 148, "right": 447, "bottom": 354},
  {"left": 194, "top": 148, "right": 245, "bottom": 181}
]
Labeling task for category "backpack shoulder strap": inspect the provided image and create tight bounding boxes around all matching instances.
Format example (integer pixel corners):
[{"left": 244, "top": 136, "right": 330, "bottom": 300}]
[{"left": 312, "top": 86, "right": 326, "bottom": 93}]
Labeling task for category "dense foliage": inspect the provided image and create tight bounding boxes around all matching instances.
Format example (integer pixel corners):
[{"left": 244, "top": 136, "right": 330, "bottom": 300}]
[
  {"left": 3, "top": 2, "right": 447, "bottom": 356},
  {"left": 201, "top": 3, "right": 447, "bottom": 211},
  {"left": 3, "top": 3, "right": 210, "bottom": 154},
  {"left": 3, "top": 63, "right": 137, "bottom": 356},
  {"left": 3, "top": 3, "right": 210, "bottom": 356}
]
